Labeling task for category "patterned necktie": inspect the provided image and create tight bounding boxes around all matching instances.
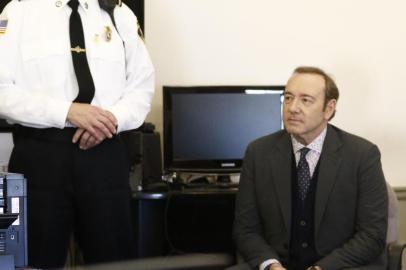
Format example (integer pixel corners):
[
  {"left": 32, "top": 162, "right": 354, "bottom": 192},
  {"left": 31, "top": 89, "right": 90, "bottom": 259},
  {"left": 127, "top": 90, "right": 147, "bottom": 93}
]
[
  {"left": 297, "top": 147, "right": 311, "bottom": 201},
  {"left": 68, "top": 0, "right": 95, "bottom": 104}
]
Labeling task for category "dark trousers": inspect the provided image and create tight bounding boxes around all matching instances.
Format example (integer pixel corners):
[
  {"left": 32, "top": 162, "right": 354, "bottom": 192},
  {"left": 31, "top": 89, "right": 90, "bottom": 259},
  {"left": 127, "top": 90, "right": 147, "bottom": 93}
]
[{"left": 9, "top": 128, "right": 135, "bottom": 269}]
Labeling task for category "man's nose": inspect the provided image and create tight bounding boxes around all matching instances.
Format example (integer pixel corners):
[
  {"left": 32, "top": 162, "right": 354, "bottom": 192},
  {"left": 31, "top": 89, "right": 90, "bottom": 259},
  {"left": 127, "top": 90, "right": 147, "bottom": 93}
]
[{"left": 288, "top": 99, "right": 300, "bottom": 113}]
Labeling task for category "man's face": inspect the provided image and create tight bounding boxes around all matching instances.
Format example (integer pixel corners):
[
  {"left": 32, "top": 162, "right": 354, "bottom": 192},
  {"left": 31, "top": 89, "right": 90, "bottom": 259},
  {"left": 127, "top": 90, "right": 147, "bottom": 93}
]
[{"left": 282, "top": 72, "right": 336, "bottom": 145}]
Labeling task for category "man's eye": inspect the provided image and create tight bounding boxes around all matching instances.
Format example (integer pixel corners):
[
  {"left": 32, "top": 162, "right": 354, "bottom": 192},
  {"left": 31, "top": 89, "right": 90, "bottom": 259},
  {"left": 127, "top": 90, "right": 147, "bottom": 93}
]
[{"left": 284, "top": 95, "right": 293, "bottom": 102}]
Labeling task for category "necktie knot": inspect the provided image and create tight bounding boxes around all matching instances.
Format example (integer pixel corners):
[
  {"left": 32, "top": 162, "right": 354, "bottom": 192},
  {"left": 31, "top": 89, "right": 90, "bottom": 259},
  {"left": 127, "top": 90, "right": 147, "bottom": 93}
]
[
  {"left": 68, "top": 0, "right": 79, "bottom": 12},
  {"left": 300, "top": 147, "right": 310, "bottom": 159}
]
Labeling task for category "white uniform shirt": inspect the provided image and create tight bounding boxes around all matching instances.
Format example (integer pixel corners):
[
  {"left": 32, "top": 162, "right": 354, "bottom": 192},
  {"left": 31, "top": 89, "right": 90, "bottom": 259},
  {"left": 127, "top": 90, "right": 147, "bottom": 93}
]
[{"left": 0, "top": 0, "right": 155, "bottom": 133}]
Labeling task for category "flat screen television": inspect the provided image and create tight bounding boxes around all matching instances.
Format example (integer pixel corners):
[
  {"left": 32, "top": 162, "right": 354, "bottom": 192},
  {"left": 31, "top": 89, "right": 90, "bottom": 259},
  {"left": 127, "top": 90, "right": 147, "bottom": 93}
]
[{"left": 163, "top": 86, "right": 284, "bottom": 174}]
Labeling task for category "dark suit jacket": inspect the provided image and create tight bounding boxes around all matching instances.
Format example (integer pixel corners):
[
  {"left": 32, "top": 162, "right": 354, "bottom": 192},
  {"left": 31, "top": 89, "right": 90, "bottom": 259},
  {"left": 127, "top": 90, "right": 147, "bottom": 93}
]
[{"left": 233, "top": 125, "right": 388, "bottom": 270}]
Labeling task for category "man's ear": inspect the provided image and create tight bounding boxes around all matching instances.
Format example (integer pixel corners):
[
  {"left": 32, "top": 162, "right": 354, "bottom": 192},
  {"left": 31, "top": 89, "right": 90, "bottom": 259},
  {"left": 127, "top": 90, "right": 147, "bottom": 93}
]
[{"left": 324, "top": 99, "right": 337, "bottom": 120}]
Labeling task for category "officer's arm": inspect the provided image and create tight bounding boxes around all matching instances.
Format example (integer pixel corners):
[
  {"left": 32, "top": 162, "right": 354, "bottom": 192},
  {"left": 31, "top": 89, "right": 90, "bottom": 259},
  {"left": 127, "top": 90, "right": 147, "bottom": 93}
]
[
  {"left": 105, "top": 3, "right": 155, "bottom": 133},
  {"left": 0, "top": 0, "right": 71, "bottom": 128}
]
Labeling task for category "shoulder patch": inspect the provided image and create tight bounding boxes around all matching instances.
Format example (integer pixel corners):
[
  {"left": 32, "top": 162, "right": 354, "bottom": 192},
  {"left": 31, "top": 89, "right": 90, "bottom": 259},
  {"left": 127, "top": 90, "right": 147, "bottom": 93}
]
[{"left": 0, "top": 19, "right": 8, "bottom": 35}]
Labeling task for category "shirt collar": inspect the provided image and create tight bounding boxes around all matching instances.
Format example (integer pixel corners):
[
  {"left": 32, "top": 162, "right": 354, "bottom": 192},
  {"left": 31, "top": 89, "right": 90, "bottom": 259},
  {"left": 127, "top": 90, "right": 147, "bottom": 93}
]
[
  {"left": 291, "top": 127, "right": 327, "bottom": 155},
  {"left": 55, "top": 0, "right": 91, "bottom": 14}
]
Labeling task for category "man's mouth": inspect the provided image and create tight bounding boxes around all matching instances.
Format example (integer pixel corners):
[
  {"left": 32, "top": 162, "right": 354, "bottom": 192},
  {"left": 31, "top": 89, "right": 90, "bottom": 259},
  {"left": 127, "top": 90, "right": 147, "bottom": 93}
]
[{"left": 287, "top": 117, "right": 302, "bottom": 123}]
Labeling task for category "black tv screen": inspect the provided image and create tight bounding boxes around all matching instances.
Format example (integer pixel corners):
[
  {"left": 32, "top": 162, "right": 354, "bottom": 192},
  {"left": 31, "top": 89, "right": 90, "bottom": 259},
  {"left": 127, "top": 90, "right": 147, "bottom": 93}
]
[{"left": 163, "top": 86, "right": 284, "bottom": 173}]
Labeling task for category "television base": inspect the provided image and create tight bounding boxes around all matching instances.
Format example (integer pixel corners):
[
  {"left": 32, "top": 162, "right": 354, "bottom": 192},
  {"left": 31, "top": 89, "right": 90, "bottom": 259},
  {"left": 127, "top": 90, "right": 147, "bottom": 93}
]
[{"left": 163, "top": 172, "right": 240, "bottom": 189}]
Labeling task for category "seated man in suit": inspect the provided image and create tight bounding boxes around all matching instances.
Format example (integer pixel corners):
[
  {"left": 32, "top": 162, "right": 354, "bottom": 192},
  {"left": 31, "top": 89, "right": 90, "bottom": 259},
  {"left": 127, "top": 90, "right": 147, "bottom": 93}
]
[{"left": 233, "top": 66, "right": 388, "bottom": 270}]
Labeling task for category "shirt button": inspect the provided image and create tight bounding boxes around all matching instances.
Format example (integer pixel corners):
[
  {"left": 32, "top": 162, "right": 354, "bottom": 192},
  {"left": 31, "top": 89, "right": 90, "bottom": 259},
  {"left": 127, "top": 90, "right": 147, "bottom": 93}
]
[
  {"left": 301, "top": 242, "right": 308, "bottom": 248},
  {"left": 300, "top": 220, "right": 306, "bottom": 226}
]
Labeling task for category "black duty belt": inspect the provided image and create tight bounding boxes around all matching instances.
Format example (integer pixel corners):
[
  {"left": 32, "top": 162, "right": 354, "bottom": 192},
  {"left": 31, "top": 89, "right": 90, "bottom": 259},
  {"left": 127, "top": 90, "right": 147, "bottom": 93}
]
[{"left": 13, "top": 125, "right": 78, "bottom": 143}]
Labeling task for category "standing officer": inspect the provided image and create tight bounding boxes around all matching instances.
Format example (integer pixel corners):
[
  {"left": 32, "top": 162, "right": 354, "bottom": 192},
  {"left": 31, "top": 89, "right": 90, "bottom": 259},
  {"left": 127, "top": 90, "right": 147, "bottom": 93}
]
[{"left": 0, "top": 0, "right": 154, "bottom": 268}]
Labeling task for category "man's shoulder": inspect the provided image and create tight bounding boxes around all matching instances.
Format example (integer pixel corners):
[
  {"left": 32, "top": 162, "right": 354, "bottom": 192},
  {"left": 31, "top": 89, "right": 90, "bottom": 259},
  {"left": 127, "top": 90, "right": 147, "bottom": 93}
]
[
  {"left": 2, "top": 0, "right": 46, "bottom": 15},
  {"left": 8, "top": 0, "right": 42, "bottom": 7},
  {"left": 1, "top": 0, "right": 20, "bottom": 16},
  {"left": 329, "top": 125, "right": 378, "bottom": 152},
  {"left": 248, "top": 129, "right": 288, "bottom": 151}
]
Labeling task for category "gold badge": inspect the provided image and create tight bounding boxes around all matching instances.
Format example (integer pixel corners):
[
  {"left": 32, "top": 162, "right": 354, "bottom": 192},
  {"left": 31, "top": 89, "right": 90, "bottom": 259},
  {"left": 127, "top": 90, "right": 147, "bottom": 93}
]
[{"left": 104, "top": 26, "right": 112, "bottom": 42}]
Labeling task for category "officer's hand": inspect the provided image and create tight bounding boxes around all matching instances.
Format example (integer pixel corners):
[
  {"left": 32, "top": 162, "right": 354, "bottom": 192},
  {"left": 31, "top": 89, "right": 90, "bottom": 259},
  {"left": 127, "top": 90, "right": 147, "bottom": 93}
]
[
  {"left": 67, "top": 103, "right": 117, "bottom": 141},
  {"left": 72, "top": 128, "right": 103, "bottom": 150},
  {"left": 269, "top": 263, "right": 287, "bottom": 270}
]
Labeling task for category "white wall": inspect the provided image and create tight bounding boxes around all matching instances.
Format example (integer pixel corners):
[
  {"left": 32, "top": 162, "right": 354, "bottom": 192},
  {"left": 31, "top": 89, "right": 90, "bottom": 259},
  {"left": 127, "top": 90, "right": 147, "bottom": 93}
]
[
  {"left": 0, "top": 1, "right": 404, "bottom": 187},
  {"left": 144, "top": 0, "right": 406, "bottom": 187}
]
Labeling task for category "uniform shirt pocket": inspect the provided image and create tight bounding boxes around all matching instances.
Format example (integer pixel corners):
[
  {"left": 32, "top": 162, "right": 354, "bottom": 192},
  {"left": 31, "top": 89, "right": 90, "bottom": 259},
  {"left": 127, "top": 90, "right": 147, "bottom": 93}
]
[
  {"left": 89, "top": 40, "right": 126, "bottom": 104},
  {"left": 20, "top": 39, "right": 69, "bottom": 91}
]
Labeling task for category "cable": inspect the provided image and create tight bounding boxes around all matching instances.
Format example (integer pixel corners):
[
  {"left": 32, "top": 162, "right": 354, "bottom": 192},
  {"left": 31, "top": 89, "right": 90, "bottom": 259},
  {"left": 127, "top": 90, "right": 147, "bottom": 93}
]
[{"left": 163, "top": 184, "right": 186, "bottom": 255}]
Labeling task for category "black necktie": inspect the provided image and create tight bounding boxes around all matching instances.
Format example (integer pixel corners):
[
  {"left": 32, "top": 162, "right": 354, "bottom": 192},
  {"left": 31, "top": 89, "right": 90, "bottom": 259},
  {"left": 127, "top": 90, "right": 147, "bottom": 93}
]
[
  {"left": 297, "top": 147, "right": 311, "bottom": 201},
  {"left": 68, "top": 0, "right": 95, "bottom": 104}
]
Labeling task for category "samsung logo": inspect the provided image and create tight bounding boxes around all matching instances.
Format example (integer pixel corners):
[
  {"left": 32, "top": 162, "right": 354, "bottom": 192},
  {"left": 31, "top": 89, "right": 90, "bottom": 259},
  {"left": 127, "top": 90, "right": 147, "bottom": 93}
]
[{"left": 221, "top": 163, "right": 236, "bottom": 167}]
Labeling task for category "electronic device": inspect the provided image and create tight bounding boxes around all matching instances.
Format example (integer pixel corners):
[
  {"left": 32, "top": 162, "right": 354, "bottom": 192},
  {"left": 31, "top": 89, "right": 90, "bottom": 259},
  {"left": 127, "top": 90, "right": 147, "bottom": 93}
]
[
  {"left": 163, "top": 86, "right": 284, "bottom": 176},
  {"left": 0, "top": 173, "right": 28, "bottom": 269},
  {"left": 120, "top": 123, "right": 163, "bottom": 191}
]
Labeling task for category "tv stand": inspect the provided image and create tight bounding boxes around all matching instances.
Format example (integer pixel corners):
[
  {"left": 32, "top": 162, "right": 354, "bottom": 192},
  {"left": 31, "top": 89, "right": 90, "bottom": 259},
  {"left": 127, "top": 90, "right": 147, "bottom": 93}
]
[
  {"left": 165, "top": 172, "right": 239, "bottom": 189},
  {"left": 216, "top": 174, "right": 231, "bottom": 183},
  {"left": 132, "top": 188, "right": 237, "bottom": 257}
]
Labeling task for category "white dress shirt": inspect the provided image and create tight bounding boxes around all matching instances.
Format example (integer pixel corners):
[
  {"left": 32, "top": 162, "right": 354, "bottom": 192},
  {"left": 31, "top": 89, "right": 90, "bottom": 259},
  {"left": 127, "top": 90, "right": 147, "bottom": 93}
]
[
  {"left": 0, "top": 0, "right": 154, "bottom": 133},
  {"left": 260, "top": 127, "right": 327, "bottom": 270},
  {"left": 291, "top": 127, "right": 327, "bottom": 177}
]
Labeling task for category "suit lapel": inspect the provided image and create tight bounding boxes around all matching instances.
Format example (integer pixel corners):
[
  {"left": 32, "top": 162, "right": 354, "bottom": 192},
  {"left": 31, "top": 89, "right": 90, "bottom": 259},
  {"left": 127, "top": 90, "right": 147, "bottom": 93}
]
[
  {"left": 270, "top": 132, "right": 293, "bottom": 233},
  {"left": 314, "top": 125, "right": 343, "bottom": 234}
]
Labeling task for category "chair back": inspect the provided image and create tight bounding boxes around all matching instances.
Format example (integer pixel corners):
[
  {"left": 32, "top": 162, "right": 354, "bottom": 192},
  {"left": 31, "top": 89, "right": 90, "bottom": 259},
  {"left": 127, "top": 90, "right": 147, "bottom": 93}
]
[{"left": 386, "top": 182, "right": 399, "bottom": 244}]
